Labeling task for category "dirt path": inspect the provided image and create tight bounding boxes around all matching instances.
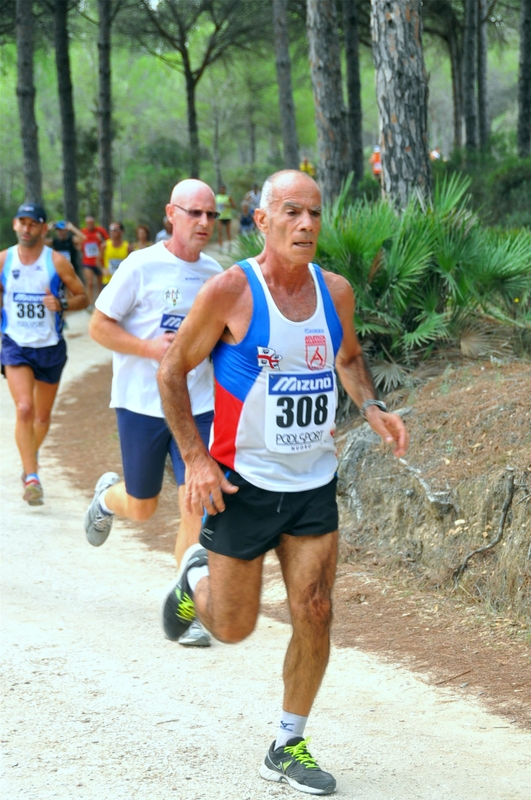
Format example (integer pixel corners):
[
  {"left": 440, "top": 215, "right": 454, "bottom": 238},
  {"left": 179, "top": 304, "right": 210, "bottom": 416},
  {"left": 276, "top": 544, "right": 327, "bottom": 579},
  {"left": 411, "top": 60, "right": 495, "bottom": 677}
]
[{"left": 2, "top": 314, "right": 531, "bottom": 799}]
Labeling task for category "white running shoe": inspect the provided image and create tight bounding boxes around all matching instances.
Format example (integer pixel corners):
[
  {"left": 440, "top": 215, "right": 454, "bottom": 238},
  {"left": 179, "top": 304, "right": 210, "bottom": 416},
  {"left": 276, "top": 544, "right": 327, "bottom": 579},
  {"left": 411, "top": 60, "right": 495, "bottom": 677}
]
[
  {"left": 178, "top": 618, "right": 211, "bottom": 647},
  {"left": 85, "top": 472, "right": 120, "bottom": 546}
]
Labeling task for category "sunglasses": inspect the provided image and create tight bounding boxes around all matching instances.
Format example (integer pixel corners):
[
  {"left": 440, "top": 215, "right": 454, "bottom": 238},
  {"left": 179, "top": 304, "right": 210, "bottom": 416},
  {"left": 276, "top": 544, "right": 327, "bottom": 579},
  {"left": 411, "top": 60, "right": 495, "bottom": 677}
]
[{"left": 172, "top": 204, "right": 220, "bottom": 220}]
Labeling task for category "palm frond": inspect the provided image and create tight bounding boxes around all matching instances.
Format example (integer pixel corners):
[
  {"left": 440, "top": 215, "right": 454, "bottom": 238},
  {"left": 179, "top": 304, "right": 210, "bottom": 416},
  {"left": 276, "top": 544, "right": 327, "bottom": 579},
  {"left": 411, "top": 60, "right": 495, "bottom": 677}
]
[
  {"left": 402, "top": 313, "right": 449, "bottom": 350},
  {"left": 370, "top": 360, "right": 410, "bottom": 392}
]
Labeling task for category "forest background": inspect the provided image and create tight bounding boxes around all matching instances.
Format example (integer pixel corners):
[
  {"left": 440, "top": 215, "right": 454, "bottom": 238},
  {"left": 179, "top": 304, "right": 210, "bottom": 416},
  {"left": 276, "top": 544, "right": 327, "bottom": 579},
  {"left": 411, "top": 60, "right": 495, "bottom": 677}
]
[{"left": 1, "top": 0, "right": 530, "bottom": 244}]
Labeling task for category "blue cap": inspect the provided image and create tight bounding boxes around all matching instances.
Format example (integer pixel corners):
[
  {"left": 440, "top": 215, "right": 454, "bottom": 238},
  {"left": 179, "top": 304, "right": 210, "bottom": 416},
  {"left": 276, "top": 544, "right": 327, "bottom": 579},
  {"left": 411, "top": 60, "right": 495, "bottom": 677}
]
[
  {"left": 15, "top": 202, "right": 47, "bottom": 223},
  {"left": 55, "top": 221, "right": 66, "bottom": 229}
]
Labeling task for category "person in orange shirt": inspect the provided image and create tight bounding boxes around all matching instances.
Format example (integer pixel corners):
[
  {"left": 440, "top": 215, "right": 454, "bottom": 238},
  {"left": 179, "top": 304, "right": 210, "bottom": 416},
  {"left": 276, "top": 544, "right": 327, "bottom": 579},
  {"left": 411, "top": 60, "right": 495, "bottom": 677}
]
[{"left": 369, "top": 146, "right": 381, "bottom": 181}]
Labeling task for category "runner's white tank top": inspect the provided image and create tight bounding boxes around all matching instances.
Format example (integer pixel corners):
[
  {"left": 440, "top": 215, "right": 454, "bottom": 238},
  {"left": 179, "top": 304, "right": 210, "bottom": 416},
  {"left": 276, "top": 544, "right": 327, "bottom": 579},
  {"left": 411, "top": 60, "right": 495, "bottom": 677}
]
[
  {"left": 1, "top": 246, "right": 64, "bottom": 347},
  {"left": 210, "top": 258, "right": 344, "bottom": 492}
]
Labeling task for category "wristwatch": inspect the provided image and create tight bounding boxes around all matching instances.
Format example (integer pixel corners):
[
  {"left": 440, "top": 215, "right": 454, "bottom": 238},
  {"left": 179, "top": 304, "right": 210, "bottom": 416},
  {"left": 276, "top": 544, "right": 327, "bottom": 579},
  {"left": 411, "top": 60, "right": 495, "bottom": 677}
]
[
  {"left": 360, "top": 399, "right": 388, "bottom": 420},
  {"left": 59, "top": 297, "right": 69, "bottom": 311}
]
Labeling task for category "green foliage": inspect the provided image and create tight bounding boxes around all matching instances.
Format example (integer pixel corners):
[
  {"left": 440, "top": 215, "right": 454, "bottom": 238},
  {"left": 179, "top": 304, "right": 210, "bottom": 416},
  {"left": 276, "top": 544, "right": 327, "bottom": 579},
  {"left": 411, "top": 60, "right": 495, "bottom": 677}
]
[
  {"left": 317, "top": 175, "right": 531, "bottom": 374},
  {"left": 121, "top": 136, "right": 188, "bottom": 235},
  {"left": 435, "top": 146, "right": 531, "bottom": 229}
]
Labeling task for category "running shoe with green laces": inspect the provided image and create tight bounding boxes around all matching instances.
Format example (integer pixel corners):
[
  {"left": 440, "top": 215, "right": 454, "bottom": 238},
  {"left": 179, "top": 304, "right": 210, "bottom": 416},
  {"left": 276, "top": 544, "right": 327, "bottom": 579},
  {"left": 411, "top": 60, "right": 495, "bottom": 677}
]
[
  {"left": 259, "top": 737, "right": 336, "bottom": 795},
  {"left": 178, "top": 617, "right": 211, "bottom": 647},
  {"left": 85, "top": 472, "right": 120, "bottom": 546},
  {"left": 161, "top": 544, "right": 208, "bottom": 641}
]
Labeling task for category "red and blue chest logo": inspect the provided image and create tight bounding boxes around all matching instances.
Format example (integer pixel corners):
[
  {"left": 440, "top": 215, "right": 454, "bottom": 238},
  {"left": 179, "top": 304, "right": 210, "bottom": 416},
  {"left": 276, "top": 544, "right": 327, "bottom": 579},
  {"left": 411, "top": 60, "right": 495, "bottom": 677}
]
[
  {"left": 257, "top": 346, "right": 283, "bottom": 370},
  {"left": 305, "top": 335, "right": 327, "bottom": 371}
]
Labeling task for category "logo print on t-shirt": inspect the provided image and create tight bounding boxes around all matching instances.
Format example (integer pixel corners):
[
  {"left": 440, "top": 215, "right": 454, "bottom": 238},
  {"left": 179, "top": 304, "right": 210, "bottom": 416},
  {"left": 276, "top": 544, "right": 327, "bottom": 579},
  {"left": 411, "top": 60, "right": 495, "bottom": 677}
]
[
  {"left": 12, "top": 270, "right": 20, "bottom": 279},
  {"left": 164, "top": 287, "right": 182, "bottom": 307},
  {"left": 257, "top": 346, "right": 282, "bottom": 370},
  {"left": 305, "top": 335, "right": 327, "bottom": 371}
]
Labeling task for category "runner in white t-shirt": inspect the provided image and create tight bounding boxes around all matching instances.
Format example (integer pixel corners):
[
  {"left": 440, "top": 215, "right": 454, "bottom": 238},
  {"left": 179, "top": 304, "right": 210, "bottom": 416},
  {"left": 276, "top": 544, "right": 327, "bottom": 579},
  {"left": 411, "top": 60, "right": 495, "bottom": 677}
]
[{"left": 84, "top": 179, "right": 222, "bottom": 647}]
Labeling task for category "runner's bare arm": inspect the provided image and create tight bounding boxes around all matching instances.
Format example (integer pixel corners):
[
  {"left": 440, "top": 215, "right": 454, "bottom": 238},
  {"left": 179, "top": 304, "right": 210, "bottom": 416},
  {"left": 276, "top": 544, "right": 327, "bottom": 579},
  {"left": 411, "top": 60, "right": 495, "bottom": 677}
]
[
  {"left": 158, "top": 273, "right": 242, "bottom": 515},
  {"left": 89, "top": 309, "right": 175, "bottom": 362},
  {"left": 324, "top": 271, "right": 409, "bottom": 458},
  {"left": 45, "top": 252, "right": 89, "bottom": 311},
  {"left": 65, "top": 222, "right": 86, "bottom": 240}
]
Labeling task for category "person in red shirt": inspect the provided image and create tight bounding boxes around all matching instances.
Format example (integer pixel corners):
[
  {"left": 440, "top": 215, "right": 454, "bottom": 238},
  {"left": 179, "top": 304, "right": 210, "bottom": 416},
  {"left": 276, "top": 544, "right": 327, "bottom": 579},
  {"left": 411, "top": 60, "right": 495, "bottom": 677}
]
[{"left": 81, "top": 215, "right": 108, "bottom": 307}]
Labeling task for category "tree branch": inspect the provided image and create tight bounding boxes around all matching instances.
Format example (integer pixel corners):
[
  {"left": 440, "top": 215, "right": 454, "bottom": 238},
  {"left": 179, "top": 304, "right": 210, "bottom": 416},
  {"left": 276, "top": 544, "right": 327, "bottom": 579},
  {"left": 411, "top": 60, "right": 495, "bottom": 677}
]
[{"left": 453, "top": 468, "right": 516, "bottom": 587}]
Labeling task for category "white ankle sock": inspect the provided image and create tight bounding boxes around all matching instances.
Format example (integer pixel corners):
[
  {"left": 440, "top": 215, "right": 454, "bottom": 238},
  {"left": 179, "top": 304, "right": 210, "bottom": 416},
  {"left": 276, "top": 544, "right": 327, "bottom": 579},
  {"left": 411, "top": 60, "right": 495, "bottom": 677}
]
[
  {"left": 187, "top": 564, "right": 209, "bottom": 593},
  {"left": 98, "top": 489, "right": 113, "bottom": 515},
  {"left": 275, "top": 711, "right": 308, "bottom": 749}
]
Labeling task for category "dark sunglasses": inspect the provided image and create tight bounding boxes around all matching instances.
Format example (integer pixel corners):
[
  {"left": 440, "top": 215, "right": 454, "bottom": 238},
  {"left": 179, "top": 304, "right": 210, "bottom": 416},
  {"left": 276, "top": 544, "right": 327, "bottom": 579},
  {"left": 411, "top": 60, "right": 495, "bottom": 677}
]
[{"left": 172, "top": 204, "right": 220, "bottom": 220}]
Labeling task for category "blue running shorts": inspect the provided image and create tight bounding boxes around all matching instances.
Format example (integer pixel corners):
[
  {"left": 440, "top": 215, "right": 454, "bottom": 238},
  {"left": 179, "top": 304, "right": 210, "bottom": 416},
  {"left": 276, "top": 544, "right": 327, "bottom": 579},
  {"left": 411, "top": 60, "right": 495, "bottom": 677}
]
[
  {"left": 115, "top": 408, "right": 213, "bottom": 499},
  {"left": 1, "top": 334, "right": 67, "bottom": 385}
]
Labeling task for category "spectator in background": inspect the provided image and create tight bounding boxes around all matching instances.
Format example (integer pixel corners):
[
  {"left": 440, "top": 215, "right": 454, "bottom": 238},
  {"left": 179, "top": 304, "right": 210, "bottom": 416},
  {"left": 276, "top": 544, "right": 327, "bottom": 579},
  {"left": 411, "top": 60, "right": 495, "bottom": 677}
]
[
  {"left": 132, "top": 224, "right": 152, "bottom": 251},
  {"left": 81, "top": 215, "right": 108, "bottom": 308},
  {"left": 101, "top": 222, "right": 130, "bottom": 286},
  {"left": 215, "top": 184, "right": 236, "bottom": 250},
  {"left": 369, "top": 146, "right": 381, "bottom": 181},
  {"left": 244, "top": 183, "right": 261, "bottom": 214},
  {"left": 46, "top": 220, "right": 86, "bottom": 282},
  {"left": 299, "top": 157, "right": 316, "bottom": 178},
  {"left": 430, "top": 146, "right": 442, "bottom": 161},
  {"left": 239, "top": 202, "right": 255, "bottom": 237},
  {"left": 155, "top": 216, "right": 172, "bottom": 243}
]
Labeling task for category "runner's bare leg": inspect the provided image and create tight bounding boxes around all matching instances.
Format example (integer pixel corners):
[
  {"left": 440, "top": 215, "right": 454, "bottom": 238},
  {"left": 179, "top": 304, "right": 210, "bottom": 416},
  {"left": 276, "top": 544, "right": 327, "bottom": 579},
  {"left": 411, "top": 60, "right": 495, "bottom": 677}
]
[
  {"left": 276, "top": 531, "right": 338, "bottom": 716},
  {"left": 5, "top": 365, "right": 39, "bottom": 475}
]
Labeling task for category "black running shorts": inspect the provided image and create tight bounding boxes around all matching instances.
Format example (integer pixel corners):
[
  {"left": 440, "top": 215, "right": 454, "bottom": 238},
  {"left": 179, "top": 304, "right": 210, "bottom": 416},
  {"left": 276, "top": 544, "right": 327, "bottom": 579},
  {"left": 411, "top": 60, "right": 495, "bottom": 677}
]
[{"left": 199, "top": 466, "right": 338, "bottom": 561}]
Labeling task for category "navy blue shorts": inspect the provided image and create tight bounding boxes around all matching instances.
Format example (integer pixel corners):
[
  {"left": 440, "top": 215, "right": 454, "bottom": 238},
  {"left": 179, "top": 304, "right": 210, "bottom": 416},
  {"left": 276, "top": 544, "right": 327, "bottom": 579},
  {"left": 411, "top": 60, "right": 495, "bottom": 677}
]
[
  {"left": 115, "top": 408, "right": 213, "bottom": 499},
  {"left": 200, "top": 468, "right": 338, "bottom": 561},
  {"left": 1, "top": 334, "right": 67, "bottom": 384}
]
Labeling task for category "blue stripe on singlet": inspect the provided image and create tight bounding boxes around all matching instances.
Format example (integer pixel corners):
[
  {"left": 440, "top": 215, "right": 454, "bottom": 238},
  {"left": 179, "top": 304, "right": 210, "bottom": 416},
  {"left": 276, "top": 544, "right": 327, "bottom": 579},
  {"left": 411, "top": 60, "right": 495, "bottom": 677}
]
[
  {"left": 1, "top": 248, "right": 14, "bottom": 333},
  {"left": 312, "top": 263, "right": 344, "bottom": 357},
  {"left": 211, "top": 259, "right": 269, "bottom": 403}
]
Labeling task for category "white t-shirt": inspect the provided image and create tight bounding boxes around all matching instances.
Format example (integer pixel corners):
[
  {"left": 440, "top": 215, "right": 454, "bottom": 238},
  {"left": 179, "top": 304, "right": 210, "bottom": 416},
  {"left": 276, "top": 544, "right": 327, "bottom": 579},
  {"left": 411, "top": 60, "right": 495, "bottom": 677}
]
[{"left": 95, "top": 241, "right": 222, "bottom": 418}]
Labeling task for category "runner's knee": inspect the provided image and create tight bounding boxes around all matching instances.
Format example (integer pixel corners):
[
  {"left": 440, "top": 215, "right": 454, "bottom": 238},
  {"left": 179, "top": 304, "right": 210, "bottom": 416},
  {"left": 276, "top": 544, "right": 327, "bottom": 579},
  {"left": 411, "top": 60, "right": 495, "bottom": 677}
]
[
  {"left": 127, "top": 496, "right": 158, "bottom": 521},
  {"left": 290, "top": 585, "right": 333, "bottom": 632},
  {"left": 34, "top": 409, "right": 52, "bottom": 427},
  {"left": 15, "top": 399, "right": 34, "bottom": 423},
  {"left": 213, "top": 616, "right": 257, "bottom": 644}
]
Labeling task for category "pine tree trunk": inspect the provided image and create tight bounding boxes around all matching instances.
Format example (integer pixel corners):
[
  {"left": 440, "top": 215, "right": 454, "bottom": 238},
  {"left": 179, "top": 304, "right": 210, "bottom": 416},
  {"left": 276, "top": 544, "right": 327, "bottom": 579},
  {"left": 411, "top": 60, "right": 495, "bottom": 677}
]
[
  {"left": 343, "top": 0, "right": 364, "bottom": 187},
  {"left": 307, "top": 0, "right": 349, "bottom": 203},
  {"left": 449, "top": 27, "right": 463, "bottom": 150},
  {"left": 16, "top": 0, "right": 43, "bottom": 204},
  {"left": 463, "top": 0, "right": 478, "bottom": 151},
  {"left": 97, "top": 0, "right": 113, "bottom": 227},
  {"left": 273, "top": 0, "right": 299, "bottom": 169},
  {"left": 249, "top": 118, "right": 257, "bottom": 167},
  {"left": 54, "top": 0, "right": 79, "bottom": 225},
  {"left": 371, "top": 0, "right": 431, "bottom": 208},
  {"left": 184, "top": 61, "right": 200, "bottom": 179},
  {"left": 213, "top": 114, "right": 222, "bottom": 188},
  {"left": 477, "top": 0, "right": 490, "bottom": 151},
  {"left": 517, "top": 0, "right": 531, "bottom": 157}
]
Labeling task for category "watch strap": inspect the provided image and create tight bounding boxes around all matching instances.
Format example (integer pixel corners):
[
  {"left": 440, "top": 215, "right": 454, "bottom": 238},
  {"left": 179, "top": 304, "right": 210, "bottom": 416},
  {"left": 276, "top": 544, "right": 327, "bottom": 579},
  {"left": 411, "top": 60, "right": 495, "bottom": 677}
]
[{"left": 360, "top": 399, "right": 388, "bottom": 420}]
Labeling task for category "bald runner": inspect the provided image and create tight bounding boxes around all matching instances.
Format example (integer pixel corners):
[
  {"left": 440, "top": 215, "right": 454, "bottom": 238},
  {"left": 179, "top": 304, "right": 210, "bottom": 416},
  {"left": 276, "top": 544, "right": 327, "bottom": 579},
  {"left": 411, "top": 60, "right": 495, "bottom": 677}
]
[
  {"left": 158, "top": 170, "right": 409, "bottom": 793},
  {"left": 85, "top": 179, "right": 222, "bottom": 647}
]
